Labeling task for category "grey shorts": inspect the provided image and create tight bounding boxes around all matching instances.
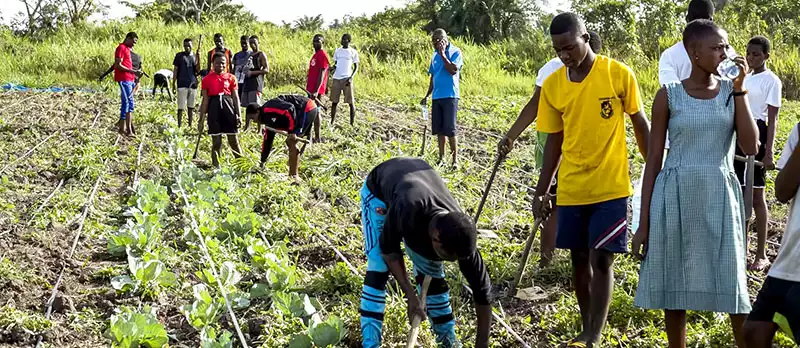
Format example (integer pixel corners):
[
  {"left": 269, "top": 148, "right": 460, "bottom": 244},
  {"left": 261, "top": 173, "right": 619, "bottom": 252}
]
[
  {"left": 431, "top": 98, "right": 458, "bottom": 137},
  {"left": 240, "top": 90, "right": 262, "bottom": 108}
]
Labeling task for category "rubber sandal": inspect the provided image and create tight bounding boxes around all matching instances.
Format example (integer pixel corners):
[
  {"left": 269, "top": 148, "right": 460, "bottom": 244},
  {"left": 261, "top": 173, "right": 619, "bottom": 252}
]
[{"left": 566, "top": 340, "right": 595, "bottom": 348}]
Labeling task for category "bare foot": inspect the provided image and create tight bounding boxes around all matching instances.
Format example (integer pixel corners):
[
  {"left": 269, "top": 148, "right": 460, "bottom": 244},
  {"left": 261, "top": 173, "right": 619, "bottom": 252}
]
[{"left": 748, "top": 257, "right": 770, "bottom": 271}]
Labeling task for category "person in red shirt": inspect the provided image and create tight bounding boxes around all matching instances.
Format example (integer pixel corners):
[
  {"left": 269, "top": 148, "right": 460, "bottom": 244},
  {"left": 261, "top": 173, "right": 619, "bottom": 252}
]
[
  {"left": 199, "top": 52, "right": 243, "bottom": 168},
  {"left": 306, "top": 34, "right": 329, "bottom": 143},
  {"left": 114, "top": 32, "right": 143, "bottom": 136}
]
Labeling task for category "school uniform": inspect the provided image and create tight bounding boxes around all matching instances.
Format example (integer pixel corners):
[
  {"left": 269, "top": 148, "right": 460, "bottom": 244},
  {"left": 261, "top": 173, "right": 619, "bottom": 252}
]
[
  {"left": 201, "top": 71, "right": 238, "bottom": 136},
  {"left": 537, "top": 55, "right": 643, "bottom": 252},
  {"left": 747, "top": 123, "right": 800, "bottom": 344},
  {"left": 734, "top": 69, "right": 783, "bottom": 188},
  {"left": 634, "top": 79, "right": 750, "bottom": 314},
  {"left": 359, "top": 158, "right": 491, "bottom": 348}
]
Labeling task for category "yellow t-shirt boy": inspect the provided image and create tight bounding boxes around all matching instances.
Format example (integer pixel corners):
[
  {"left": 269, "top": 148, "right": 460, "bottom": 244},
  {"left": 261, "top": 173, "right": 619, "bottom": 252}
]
[{"left": 537, "top": 55, "right": 643, "bottom": 206}]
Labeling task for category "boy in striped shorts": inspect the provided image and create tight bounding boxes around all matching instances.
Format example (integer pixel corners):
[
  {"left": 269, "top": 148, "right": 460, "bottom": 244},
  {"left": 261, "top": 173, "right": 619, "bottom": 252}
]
[{"left": 360, "top": 157, "right": 492, "bottom": 348}]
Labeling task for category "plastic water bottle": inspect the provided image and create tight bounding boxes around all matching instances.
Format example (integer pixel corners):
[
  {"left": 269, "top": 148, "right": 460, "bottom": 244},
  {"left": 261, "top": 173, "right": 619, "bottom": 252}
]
[
  {"left": 718, "top": 46, "right": 740, "bottom": 80},
  {"left": 421, "top": 105, "right": 429, "bottom": 121}
]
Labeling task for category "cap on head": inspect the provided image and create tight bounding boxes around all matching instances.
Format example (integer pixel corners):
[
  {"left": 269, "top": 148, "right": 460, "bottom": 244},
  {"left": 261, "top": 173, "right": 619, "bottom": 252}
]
[
  {"left": 682, "top": 19, "right": 721, "bottom": 48},
  {"left": 588, "top": 30, "right": 602, "bottom": 53},
  {"left": 436, "top": 211, "right": 478, "bottom": 259},
  {"left": 549, "top": 12, "right": 587, "bottom": 36},
  {"left": 748, "top": 35, "right": 771, "bottom": 54},
  {"left": 687, "top": 0, "right": 715, "bottom": 22}
]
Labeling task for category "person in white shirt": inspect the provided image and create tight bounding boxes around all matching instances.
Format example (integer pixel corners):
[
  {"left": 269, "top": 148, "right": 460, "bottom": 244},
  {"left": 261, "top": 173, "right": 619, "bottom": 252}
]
[
  {"left": 330, "top": 33, "right": 360, "bottom": 125},
  {"left": 743, "top": 122, "right": 800, "bottom": 347},
  {"left": 497, "top": 31, "right": 601, "bottom": 268},
  {"left": 153, "top": 68, "right": 174, "bottom": 100},
  {"left": 658, "top": 0, "right": 715, "bottom": 86},
  {"left": 733, "top": 36, "right": 783, "bottom": 271}
]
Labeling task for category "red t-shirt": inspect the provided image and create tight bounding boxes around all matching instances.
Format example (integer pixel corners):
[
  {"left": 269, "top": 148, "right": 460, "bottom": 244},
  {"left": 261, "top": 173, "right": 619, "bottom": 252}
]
[
  {"left": 114, "top": 43, "right": 135, "bottom": 82},
  {"left": 202, "top": 71, "right": 237, "bottom": 96},
  {"left": 306, "top": 50, "right": 330, "bottom": 95}
]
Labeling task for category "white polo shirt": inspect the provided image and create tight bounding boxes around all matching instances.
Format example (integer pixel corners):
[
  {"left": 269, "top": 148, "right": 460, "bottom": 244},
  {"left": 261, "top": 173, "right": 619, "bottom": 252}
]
[
  {"left": 772, "top": 123, "right": 800, "bottom": 282},
  {"left": 743, "top": 69, "right": 782, "bottom": 122}
]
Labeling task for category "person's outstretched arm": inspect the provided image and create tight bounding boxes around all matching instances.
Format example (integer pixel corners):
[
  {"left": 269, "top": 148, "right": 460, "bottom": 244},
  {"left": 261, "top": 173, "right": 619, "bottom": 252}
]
[{"left": 499, "top": 86, "right": 541, "bottom": 155}]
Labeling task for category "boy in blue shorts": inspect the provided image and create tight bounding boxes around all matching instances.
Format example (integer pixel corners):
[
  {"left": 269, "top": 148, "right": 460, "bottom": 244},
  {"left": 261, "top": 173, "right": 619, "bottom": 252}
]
[{"left": 532, "top": 13, "right": 650, "bottom": 347}]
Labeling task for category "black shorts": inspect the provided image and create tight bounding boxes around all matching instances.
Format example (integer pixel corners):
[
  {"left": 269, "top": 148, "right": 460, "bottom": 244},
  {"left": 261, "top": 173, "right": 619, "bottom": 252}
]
[
  {"left": 431, "top": 98, "right": 458, "bottom": 137},
  {"left": 207, "top": 95, "right": 238, "bottom": 136},
  {"left": 747, "top": 276, "right": 800, "bottom": 344},
  {"left": 734, "top": 119, "right": 768, "bottom": 188}
]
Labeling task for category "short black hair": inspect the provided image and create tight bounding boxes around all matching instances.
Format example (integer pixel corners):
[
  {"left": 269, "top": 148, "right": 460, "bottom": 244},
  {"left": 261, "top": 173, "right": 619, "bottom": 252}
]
[
  {"left": 125, "top": 32, "right": 138, "bottom": 40},
  {"left": 240, "top": 35, "right": 248, "bottom": 41},
  {"left": 748, "top": 35, "right": 771, "bottom": 54},
  {"left": 588, "top": 30, "right": 602, "bottom": 53},
  {"left": 342, "top": 33, "right": 351, "bottom": 41},
  {"left": 313, "top": 34, "right": 324, "bottom": 41},
  {"left": 183, "top": 38, "right": 192, "bottom": 43},
  {"left": 214, "top": 33, "right": 223, "bottom": 40},
  {"left": 249, "top": 35, "right": 258, "bottom": 40},
  {"left": 436, "top": 212, "right": 477, "bottom": 258},
  {"left": 549, "top": 12, "right": 586, "bottom": 36},
  {"left": 212, "top": 52, "right": 226, "bottom": 61},
  {"left": 687, "top": 0, "right": 715, "bottom": 22},
  {"left": 682, "top": 19, "right": 721, "bottom": 47}
]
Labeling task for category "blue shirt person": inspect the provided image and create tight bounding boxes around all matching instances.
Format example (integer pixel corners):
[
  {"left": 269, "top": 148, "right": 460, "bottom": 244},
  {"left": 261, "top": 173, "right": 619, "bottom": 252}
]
[{"left": 420, "top": 29, "right": 464, "bottom": 167}]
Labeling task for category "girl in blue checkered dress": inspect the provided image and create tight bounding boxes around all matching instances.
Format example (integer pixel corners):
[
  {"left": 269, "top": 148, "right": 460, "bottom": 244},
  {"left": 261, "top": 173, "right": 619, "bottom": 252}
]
[{"left": 631, "top": 20, "right": 759, "bottom": 347}]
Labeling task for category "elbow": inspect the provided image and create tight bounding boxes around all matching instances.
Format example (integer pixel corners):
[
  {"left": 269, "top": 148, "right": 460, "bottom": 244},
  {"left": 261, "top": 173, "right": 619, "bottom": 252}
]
[
  {"left": 776, "top": 192, "right": 792, "bottom": 204},
  {"left": 741, "top": 143, "right": 759, "bottom": 156}
]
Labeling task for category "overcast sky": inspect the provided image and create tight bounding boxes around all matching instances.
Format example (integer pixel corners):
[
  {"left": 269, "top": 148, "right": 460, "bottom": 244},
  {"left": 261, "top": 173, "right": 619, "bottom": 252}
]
[{"left": 2, "top": 0, "right": 571, "bottom": 25}]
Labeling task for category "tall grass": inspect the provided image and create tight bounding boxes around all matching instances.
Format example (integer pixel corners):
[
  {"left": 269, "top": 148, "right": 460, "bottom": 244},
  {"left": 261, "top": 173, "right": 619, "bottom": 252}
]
[{"left": 1, "top": 17, "right": 799, "bottom": 102}]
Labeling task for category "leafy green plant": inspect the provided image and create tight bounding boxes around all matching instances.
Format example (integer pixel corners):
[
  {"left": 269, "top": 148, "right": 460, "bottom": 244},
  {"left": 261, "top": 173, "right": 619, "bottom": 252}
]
[
  {"left": 246, "top": 236, "right": 297, "bottom": 291},
  {"left": 107, "top": 210, "right": 163, "bottom": 257},
  {"left": 200, "top": 327, "right": 234, "bottom": 348},
  {"left": 181, "top": 284, "right": 224, "bottom": 330},
  {"left": 129, "top": 180, "right": 170, "bottom": 215},
  {"left": 106, "top": 306, "right": 169, "bottom": 348},
  {"left": 111, "top": 253, "right": 177, "bottom": 298}
]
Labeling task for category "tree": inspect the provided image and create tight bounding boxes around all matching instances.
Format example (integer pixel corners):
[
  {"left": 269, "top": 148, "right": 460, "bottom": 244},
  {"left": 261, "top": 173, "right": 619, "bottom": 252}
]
[
  {"left": 122, "top": 0, "right": 256, "bottom": 24},
  {"left": 12, "top": 0, "right": 65, "bottom": 38},
  {"left": 435, "top": 0, "right": 539, "bottom": 44},
  {"left": 293, "top": 15, "right": 324, "bottom": 31},
  {"left": 573, "top": 0, "right": 639, "bottom": 55},
  {"left": 64, "top": 0, "right": 106, "bottom": 25}
]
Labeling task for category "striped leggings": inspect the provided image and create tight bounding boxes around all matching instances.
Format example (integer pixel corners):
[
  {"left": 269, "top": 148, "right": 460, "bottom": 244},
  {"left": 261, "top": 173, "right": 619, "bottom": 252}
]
[{"left": 359, "top": 181, "right": 459, "bottom": 347}]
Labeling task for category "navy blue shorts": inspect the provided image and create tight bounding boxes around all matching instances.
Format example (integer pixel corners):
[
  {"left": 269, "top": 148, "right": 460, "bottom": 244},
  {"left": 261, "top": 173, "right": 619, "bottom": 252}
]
[
  {"left": 556, "top": 197, "right": 628, "bottom": 253},
  {"left": 431, "top": 98, "right": 458, "bottom": 137}
]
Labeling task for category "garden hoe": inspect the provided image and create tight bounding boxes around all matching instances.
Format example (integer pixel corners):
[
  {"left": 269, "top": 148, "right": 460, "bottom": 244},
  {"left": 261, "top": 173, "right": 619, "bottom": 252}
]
[
  {"left": 406, "top": 275, "right": 432, "bottom": 348},
  {"left": 419, "top": 104, "right": 429, "bottom": 156}
]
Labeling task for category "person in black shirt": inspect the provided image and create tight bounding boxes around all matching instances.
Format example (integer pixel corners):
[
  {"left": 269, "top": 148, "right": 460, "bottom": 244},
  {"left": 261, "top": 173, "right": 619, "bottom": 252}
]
[
  {"left": 241, "top": 35, "right": 270, "bottom": 123},
  {"left": 172, "top": 38, "right": 200, "bottom": 128},
  {"left": 249, "top": 94, "right": 319, "bottom": 180},
  {"left": 359, "top": 157, "right": 491, "bottom": 348}
]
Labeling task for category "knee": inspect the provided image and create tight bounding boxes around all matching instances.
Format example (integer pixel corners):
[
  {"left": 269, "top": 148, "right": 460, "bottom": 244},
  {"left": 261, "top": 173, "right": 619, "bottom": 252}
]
[
  {"left": 364, "top": 271, "right": 390, "bottom": 290},
  {"left": 416, "top": 275, "right": 449, "bottom": 296}
]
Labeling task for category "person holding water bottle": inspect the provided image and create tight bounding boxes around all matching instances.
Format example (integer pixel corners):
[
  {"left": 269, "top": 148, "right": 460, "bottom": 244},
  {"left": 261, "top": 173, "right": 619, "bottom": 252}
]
[{"left": 632, "top": 20, "right": 759, "bottom": 347}]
